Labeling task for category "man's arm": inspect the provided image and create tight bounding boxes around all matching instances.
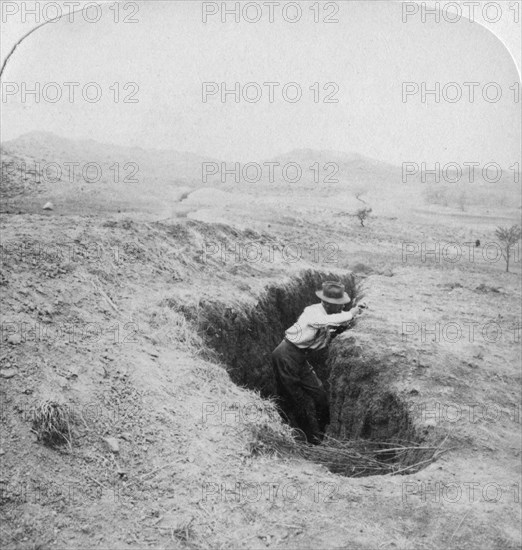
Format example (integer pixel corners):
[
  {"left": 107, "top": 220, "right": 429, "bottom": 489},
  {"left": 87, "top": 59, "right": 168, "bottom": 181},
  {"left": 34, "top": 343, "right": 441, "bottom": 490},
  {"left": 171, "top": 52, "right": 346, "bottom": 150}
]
[{"left": 308, "top": 308, "right": 358, "bottom": 328}]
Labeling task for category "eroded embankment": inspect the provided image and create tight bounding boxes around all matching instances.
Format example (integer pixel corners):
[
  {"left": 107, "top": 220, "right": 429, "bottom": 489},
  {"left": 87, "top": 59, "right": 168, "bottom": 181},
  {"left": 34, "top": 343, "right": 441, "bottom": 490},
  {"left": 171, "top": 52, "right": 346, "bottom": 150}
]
[
  {"left": 179, "top": 269, "right": 437, "bottom": 474},
  {"left": 327, "top": 336, "right": 417, "bottom": 442},
  {"left": 180, "top": 270, "right": 357, "bottom": 397}
]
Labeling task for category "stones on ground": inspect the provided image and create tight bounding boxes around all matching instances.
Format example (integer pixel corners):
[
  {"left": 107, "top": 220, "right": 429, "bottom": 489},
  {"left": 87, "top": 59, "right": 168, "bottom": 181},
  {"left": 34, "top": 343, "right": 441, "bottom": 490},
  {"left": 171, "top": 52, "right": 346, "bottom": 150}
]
[
  {"left": 0, "top": 368, "right": 17, "bottom": 379},
  {"left": 103, "top": 436, "right": 120, "bottom": 453},
  {"left": 7, "top": 334, "right": 21, "bottom": 345},
  {"left": 42, "top": 202, "right": 54, "bottom": 210}
]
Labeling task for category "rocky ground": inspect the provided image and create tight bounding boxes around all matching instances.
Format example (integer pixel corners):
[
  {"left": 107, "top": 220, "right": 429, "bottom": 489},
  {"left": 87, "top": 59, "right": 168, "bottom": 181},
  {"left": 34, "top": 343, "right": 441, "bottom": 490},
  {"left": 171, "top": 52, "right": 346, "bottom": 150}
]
[{"left": 1, "top": 192, "right": 520, "bottom": 549}]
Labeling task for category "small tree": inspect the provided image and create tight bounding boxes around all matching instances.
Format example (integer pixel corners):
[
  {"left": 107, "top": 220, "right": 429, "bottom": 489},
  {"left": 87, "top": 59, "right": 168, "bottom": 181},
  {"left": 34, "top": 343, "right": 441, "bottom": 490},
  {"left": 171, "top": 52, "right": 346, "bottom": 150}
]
[
  {"left": 495, "top": 225, "right": 521, "bottom": 272},
  {"left": 356, "top": 207, "right": 372, "bottom": 227}
]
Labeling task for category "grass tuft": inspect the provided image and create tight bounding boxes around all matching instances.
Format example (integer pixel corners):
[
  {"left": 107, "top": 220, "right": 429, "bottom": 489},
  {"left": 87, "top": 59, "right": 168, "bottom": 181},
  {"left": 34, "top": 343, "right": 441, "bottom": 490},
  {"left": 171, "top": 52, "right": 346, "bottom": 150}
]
[{"left": 31, "top": 400, "right": 73, "bottom": 449}]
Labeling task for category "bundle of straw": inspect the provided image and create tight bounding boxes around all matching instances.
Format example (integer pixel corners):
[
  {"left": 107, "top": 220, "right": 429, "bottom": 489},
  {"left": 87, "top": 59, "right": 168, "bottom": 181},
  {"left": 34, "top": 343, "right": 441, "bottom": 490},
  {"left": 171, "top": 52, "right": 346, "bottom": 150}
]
[{"left": 248, "top": 424, "right": 448, "bottom": 478}]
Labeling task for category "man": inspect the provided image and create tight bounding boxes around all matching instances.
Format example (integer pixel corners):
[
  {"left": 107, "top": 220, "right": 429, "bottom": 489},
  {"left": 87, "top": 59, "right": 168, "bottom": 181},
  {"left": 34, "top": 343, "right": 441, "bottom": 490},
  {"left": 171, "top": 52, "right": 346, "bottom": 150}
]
[{"left": 271, "top": 281, "right": 365, "bottom": 444}]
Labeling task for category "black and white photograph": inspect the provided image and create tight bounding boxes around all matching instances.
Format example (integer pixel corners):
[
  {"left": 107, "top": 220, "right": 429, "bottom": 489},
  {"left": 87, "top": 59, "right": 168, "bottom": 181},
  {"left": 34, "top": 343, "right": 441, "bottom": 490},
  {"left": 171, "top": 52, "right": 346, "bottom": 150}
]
[{"left": 0, "top": 1, "right": 521, "bottom": 548}]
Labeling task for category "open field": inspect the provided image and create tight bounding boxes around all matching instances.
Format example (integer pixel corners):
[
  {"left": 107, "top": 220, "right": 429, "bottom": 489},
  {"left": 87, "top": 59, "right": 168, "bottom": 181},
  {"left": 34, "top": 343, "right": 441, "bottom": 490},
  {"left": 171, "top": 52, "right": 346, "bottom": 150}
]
[{"left": 1, "top": 135, "right": 521, "bottom": 549}]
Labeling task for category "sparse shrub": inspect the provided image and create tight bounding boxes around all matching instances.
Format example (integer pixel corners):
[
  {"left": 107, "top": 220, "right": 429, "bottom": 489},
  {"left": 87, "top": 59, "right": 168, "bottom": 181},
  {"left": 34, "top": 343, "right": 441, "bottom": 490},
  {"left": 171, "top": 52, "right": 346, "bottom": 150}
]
[
  {"left": 495, "top": 225, "right": 521, "bottom": 272},
  {"left": 355, "top": 207, "right": 372, "bottom": 227}
]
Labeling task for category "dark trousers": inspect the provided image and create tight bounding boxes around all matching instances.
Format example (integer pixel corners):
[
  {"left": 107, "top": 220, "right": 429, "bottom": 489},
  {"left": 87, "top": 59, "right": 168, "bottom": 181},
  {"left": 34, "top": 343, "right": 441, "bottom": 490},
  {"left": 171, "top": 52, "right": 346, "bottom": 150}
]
[{"left": 271, "top": 339, "right": 329, "bottom": 444}]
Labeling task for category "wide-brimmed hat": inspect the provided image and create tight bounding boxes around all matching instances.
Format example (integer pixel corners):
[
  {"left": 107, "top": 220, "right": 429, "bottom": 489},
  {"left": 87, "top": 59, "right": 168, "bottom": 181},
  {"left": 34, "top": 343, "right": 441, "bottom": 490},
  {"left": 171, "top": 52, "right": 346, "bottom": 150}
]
[{"left": 315, "top": 281, "right": 351, "bottom": 305}]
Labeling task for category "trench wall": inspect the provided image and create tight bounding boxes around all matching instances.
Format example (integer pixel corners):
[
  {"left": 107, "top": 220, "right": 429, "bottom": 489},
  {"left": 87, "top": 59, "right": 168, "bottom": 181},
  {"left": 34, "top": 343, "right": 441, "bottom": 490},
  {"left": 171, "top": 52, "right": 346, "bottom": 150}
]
[
  {"left": 182, "top": 270, "right": 424, "bottom": 450},
  {"left": 186, "top": 270, "right": 359, "bottom": 397}
]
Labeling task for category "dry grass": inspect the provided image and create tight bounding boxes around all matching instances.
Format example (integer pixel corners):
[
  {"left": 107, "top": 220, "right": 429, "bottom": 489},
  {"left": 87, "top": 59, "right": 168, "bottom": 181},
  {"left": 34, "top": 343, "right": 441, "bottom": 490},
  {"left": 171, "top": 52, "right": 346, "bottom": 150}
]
[
  {"left": 31, "top": 400, "right": 74, "bottom": 449},
  {"left": 247, "top": 421, "right": 301, "bottom": 457},
  {"left": 149, "top": 299, "right": 208, "bottom": 353},
  {"left": 247, "top": 424, "right": 449, "bottom": 478},
  {"left": 301, "top": 435, "right": 449, "bottom": 477}
]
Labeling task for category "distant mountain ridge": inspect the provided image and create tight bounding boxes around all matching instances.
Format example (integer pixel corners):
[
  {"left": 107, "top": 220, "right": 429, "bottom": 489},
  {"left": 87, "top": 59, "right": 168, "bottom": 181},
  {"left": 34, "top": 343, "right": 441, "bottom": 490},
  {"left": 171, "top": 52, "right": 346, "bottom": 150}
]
[
  {"left": 2, "top": 131, "right": 213, "bottom": 175},
  {"left": 2, "top": 132, "right": 399, "bottom": 178},
  {"left": 2, "top": 132, "right": 516, "bottom": 215},
  {"left": 1, "top": 132, "right": 412, "bottom": 199}
]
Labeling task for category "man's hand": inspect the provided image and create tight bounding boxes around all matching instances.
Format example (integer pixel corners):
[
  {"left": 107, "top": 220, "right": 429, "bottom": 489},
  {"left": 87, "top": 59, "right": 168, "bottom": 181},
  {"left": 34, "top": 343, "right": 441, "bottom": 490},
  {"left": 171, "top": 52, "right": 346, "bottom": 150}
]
[{"left": 352, "top": 302, "right": 367, "bottom": 316}]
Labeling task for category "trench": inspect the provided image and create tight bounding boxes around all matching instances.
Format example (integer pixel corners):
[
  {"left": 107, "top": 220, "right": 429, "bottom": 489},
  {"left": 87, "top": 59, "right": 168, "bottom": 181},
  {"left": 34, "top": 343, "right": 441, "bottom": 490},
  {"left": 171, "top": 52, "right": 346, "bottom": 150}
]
[{"left": 180, "top": 270, "right": 439, "bottom": 477}]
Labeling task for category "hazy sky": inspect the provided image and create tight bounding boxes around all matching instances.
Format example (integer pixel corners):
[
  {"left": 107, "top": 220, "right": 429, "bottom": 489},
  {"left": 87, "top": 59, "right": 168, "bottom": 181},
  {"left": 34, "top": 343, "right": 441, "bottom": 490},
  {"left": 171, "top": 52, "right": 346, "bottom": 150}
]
[{"left": 0, "top": 1, "right": 520, "bottom": 166}]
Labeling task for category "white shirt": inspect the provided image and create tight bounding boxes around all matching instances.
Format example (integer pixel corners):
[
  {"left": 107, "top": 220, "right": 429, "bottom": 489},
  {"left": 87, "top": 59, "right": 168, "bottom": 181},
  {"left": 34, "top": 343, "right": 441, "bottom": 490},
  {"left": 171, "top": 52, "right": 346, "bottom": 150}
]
[{"left": 285, "top": 303, "right": 354, "bottom": 350}]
